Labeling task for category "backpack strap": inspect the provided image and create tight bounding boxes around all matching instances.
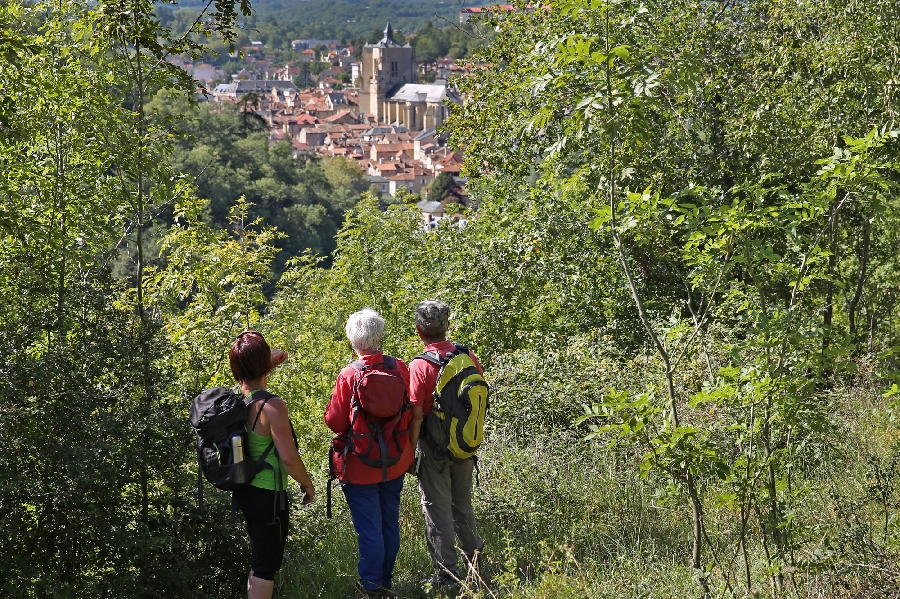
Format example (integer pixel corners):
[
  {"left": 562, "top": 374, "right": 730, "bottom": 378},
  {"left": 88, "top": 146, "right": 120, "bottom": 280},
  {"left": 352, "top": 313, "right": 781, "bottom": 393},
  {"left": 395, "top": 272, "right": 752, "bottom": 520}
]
[
  {"left": 246, "top": 390, "right": 292, "bottom": 454},
  {"left": 369, "top": 420, "right": 390, "bottom": 482},
  {"left": 412, "top": 351, "right": 444, "bottom": 366},
  {"left": 249, "top": 394, "right": 274, "bottom": 433},
  {"left": 244, "top": 390, "right": 288, "bottom": 522},
  {"left": 473, "top": 454, "right": 481, "bottom": 487},
  {"left": 327, "top": 449, "right": 335, "bottom": 519},
  {"left": 348, "top": 361, "right": 366, "bottom": 419},
  {"left": 196, "top": 446, "right": 204, "bottom": 513}
]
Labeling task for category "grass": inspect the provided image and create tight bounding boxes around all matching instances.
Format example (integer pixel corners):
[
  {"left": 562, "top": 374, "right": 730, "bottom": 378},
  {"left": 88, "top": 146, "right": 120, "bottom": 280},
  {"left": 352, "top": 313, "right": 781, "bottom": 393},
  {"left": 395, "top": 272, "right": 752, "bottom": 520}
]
[
  {"left": 274, "top": 434, "right": 698, "bottom": 599},
  {"left": 269, "top": 359, "right": 900, "bottom": 599}
]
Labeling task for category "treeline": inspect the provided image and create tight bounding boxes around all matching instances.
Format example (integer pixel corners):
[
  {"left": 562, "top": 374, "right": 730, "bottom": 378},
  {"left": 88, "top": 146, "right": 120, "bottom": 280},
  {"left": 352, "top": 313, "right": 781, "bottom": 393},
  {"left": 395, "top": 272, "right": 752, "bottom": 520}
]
[
  {"left": 156, "top": 0, "right": 472, "bottom": 53},
  {"left": 3, "top": 1, "right": 900, "bottom": 598}
]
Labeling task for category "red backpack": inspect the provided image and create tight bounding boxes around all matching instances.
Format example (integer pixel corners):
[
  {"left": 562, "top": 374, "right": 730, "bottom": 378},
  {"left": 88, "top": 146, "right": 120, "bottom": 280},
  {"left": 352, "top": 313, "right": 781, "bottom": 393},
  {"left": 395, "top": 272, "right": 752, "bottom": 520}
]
[{"left": 330, "top": 356, "right": 412, "bottom": 485}]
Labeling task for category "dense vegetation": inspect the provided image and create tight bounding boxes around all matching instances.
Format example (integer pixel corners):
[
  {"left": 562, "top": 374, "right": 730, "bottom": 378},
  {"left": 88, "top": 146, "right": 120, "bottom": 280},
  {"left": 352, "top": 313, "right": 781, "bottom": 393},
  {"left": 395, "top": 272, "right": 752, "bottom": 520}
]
[
  {"left": 2, "top": 1, "right": 900, "bottom": 599},
  {"left": 138, "top": 91, "right": 371, "bottom": 277}
]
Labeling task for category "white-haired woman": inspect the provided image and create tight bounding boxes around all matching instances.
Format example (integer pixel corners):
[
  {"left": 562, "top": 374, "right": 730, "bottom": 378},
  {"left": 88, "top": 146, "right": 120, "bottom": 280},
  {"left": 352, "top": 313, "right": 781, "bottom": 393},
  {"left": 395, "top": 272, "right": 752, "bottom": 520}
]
[{"left": 325, "top": 309, "right": 414, "bottom": 598}]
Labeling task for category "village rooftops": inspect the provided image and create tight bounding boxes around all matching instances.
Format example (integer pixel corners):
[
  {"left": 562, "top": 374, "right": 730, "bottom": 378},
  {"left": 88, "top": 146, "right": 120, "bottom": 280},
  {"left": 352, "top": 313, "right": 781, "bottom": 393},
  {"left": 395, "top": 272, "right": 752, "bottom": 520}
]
[
  {"left": 287, "top": 113, "right": 320, "bottom": 125},
  {"left": 361, "top": 125, "right": 410, "bottom": 138},
  {"left": 327, "top": 92, "right": 348, "bottom": 106},
  {"left": 371, "top": 142, "right": 414, "bottom": 154},
  {"left": 291, "top": 39, "right": 341, "bottom": 50},
  {"left": 213, "top": 80, "right": 299, "bottom": 96},
  {"left": 417, "top": 200, "right": 446, "bottom": 215},
  {"left": 324, "top": 110, "right": 361, "bottom": 125}
]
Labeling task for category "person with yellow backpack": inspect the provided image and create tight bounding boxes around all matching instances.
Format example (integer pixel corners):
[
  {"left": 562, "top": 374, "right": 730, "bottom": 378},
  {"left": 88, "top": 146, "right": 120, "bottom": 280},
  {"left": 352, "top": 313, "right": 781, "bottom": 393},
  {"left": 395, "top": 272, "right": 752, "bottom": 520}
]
[{"left": 407, "top": 300, "right": 488, "bottom": 590}]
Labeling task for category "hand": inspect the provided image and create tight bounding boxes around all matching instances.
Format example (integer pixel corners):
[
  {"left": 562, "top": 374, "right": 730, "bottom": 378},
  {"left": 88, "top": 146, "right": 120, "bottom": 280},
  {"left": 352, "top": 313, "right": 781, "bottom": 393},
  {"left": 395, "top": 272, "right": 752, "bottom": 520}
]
[
  {"left": 271, "top": 349, "right": 288, "bottom": 367},
  {"left": 301, "top": 484, "right": 315, "bottom": 505},
  {"left": 406, "top": 462, "right": 417, "bottom": 477}
]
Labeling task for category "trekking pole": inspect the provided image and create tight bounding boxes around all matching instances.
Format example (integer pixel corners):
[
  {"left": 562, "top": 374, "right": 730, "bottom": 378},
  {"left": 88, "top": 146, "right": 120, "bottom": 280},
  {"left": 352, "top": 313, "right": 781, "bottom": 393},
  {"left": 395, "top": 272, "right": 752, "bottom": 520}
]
[
  {"left": 326, "top": 477, "right": 333, "bottom": 519},
  {"left": 326, "top": 448, "right": 335, "bottom": 519}
]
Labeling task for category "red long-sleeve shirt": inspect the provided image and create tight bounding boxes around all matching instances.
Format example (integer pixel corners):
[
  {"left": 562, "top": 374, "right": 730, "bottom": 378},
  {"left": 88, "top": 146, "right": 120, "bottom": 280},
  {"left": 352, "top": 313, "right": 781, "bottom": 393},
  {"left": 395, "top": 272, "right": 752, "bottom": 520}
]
[{"left": 325, "top": 352, "right": 414, "bottom": 484}]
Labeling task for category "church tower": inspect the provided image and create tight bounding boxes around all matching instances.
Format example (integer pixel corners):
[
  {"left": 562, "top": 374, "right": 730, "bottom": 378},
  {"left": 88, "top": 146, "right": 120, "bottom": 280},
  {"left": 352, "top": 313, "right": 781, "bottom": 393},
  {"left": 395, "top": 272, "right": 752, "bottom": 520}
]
[{"left": 360, "top": 22, "right": 415, "bottom": 122}]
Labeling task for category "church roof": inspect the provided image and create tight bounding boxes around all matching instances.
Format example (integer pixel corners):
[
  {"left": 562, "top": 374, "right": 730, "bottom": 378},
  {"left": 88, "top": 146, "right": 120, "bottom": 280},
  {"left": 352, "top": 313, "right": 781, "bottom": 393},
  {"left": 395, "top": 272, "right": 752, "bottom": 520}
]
[
  {"left": 366, "top": 21, "right": 411, "bottom": 49},
  {"left": 385, "top": 84, "right": 461, "bottom": 104},
  {"left": 361, "top": 125, "right": 411, "bottom": 137}
]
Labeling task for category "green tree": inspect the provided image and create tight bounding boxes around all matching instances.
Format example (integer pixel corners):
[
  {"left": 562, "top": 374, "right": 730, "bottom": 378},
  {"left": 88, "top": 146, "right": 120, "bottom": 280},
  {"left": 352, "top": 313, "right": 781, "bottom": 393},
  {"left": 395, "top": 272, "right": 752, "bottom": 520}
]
[
  {"left": 426, "top": 171, "right": 458, "bottom": 203},
  {"left": 448, "top": 0, "right": 900, "bottom": 594},
  {"left": 146, "top": 94, "right": 370, "bottom": 276},
  {"left": 147, "top": 196, "right": 282, "bottom": 390},
  {"left": 0, "top": 1, "right": 258, "bottom": 596}
]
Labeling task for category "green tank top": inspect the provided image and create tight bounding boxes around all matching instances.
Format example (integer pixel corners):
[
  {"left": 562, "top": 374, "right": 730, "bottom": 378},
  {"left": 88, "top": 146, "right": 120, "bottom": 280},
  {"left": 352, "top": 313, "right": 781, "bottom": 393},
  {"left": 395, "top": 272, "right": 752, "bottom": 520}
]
[{"left": 246, "top": 395, "right": 288, "bottom": 491}]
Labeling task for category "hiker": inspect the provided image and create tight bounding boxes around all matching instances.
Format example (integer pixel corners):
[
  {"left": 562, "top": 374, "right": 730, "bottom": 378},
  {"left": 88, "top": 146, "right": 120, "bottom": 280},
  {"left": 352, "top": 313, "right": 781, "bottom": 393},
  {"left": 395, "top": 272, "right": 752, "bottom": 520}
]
[
  {"left": 325, "top": 308, "right": 414, "bottom": 599},
  {"left": 230, "top": 331, "right": 315, "bottom": 599},
  {"left": 408, "top": 300, "right": 487, "bottom": 589}
]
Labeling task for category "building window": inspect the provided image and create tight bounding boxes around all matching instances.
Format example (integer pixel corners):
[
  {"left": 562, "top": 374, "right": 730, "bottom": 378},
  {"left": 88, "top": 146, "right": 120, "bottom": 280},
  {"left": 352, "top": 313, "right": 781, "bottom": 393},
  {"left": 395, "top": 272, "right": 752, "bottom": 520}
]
[{"left": 391, "top": 61, "right": 398, "bottom": 77}]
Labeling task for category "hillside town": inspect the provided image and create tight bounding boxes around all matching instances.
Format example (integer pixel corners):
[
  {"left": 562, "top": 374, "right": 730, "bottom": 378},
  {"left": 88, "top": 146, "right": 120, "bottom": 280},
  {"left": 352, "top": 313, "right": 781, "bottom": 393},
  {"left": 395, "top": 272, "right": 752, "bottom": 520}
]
[{"left": 167, "top": 22, "right": 475, "bottom": 229}]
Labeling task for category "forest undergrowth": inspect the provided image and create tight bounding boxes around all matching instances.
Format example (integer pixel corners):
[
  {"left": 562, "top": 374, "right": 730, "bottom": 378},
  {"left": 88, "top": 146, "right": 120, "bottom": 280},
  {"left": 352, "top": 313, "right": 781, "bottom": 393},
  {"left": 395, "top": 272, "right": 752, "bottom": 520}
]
[{"left": 259, "top": 336, "right": 900, "bottom": 599}]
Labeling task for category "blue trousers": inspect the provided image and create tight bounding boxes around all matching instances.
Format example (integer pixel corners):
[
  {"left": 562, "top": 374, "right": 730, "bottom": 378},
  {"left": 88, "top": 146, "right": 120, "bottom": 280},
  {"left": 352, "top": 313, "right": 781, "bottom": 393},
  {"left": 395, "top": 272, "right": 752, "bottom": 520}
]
[{"left": 341, "top": 475, "right": 405, "bottom": 591}]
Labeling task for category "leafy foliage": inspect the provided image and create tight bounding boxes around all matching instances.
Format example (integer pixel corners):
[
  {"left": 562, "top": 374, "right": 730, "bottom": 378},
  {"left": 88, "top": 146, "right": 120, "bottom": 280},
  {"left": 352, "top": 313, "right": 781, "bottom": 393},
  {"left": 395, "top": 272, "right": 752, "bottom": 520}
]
[
  {"left": 450, "top": 0, "right": 900, "bottom": 594},
  {"left": 0, "top": 1, "right": 254, "bottom": 597},
  {"left": 4, "top": 0, "right": 900, "bottom": 598}
]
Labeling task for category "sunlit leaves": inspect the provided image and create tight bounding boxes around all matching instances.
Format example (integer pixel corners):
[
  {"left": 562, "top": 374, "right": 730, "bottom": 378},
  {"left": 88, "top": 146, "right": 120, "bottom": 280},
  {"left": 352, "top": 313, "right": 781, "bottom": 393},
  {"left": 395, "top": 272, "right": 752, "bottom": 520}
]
[{"left": 147, "top": 196, "right": 282, "bottom": 389}]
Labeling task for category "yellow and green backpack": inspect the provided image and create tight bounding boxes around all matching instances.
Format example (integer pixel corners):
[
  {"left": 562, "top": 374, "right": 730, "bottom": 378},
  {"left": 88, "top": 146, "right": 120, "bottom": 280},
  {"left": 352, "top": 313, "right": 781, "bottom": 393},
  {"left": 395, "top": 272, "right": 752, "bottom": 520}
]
[{"left": 414, "top": 345, "right": 489, "bottom": 460}]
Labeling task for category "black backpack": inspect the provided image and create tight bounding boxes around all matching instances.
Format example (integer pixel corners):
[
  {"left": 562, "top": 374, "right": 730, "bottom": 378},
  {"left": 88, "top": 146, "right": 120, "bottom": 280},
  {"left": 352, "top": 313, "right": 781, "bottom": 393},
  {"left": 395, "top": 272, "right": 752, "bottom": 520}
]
[{"left": 189, "top": 387, "right": 277, "bottom": 511}]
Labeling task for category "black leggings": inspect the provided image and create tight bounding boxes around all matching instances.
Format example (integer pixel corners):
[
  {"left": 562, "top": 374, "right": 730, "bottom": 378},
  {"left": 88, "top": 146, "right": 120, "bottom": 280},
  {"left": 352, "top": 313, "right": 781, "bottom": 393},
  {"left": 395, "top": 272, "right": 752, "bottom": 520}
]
[{"left": 233, "top": 485, "right": 290, "bottom": 580}]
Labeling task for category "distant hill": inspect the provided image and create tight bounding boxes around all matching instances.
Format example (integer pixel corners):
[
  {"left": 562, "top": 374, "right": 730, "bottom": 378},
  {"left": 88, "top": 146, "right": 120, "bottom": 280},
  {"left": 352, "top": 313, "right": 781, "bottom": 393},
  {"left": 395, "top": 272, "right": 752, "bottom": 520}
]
[{"left": 164, "top": 0, "right": 469, "bottom": 45}]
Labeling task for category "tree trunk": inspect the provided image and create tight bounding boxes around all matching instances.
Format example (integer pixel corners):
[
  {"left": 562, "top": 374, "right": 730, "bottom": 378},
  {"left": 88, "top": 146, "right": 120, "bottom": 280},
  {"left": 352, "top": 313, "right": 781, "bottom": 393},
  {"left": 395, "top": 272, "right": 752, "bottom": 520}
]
[
  {"left": 822, "top": 206, "right": 838, "bottom": 353},
  {"left": 848, "top": 218, "right": 870, "bottom": 353},
  {"left": 133, "top": 24, "right": 150, "bottom": 525}
]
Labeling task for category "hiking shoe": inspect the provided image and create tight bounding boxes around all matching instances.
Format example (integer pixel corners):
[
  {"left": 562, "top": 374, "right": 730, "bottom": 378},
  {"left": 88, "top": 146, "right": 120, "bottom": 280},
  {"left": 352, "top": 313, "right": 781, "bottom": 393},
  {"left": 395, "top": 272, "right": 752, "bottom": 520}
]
[
  {"left": 420, "top": 573, "right": 460, "bottom": 590},
  {"left": 354, "top": 580, "right": 383, "bottom": 598},
  {"left": 378, "top": 588, "right": 397, "bottom": 598}
]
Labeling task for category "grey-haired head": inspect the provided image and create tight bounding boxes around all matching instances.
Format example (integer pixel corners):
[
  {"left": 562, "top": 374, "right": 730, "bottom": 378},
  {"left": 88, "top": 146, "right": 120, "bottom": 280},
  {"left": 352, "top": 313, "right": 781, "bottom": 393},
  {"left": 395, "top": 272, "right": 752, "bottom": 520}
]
[
  {"left": 415, "top": 300, "right": 450, "bottom": 338},
  {"left": 345, "top": 308, "right": 385, "bottom": 353}
]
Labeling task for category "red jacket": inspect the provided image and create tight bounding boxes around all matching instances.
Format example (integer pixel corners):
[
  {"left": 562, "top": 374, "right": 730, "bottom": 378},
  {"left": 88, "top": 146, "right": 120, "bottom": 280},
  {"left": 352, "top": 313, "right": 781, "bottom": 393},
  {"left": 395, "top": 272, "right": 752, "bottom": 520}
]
[
  {"left": 325, "top": 352, "right": 414, "bottom": 484},
  {"left": 410, "top": 341, "right": 484, "bottom": 416}
]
